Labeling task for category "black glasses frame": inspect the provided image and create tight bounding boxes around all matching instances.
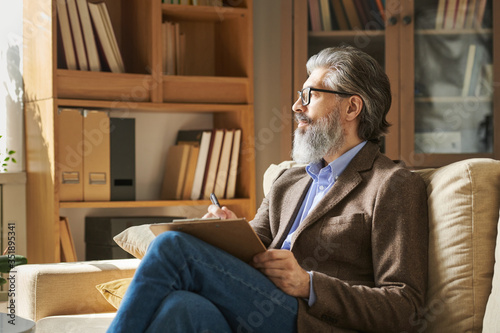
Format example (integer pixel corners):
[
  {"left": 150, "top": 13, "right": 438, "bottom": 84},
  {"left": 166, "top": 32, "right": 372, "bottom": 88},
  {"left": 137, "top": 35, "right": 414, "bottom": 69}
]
[{"left": 297, "top": 87, "right": 355, "bottom": 106}]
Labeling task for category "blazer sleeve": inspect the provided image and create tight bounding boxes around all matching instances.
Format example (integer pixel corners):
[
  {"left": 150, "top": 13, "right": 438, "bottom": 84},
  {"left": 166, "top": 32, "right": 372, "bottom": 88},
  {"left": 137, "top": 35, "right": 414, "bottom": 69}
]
[{"left": 304, "top": 169, "right": 429, "bottom": 333}]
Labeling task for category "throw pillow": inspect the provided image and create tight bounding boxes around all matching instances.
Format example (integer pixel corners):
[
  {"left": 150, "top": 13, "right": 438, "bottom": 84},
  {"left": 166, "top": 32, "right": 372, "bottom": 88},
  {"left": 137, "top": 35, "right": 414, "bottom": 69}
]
[
  {"left": 482, "top": 211, "right": 500, "bottom": 332},
  {"left": 96, "top": 277, "right": 133, "bottom": 309},
  {"left": 113, "top": 224, "right": 156, "bottom": 259},
  {"left": 415, "top": 158, "right": 500, "bottom": 333}
]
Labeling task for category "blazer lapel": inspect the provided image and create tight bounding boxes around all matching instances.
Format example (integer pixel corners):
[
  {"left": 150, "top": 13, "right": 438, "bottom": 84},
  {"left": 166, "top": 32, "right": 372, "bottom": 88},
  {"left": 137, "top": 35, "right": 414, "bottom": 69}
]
[
  {"left": 269, "top": 171, "right": 312, "bottom": 249},
  {"left": 290, "top": 142, "right": 379, "bottom": 247}
]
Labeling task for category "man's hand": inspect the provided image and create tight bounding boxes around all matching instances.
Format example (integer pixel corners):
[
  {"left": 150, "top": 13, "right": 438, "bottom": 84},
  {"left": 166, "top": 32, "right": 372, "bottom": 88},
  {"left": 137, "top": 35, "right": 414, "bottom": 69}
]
[
  {"left": 252, "top": 250, "right": 310, "bottom": 298},
  {"left": 203, "top": 205, "right": 238, "bottom": 220}
]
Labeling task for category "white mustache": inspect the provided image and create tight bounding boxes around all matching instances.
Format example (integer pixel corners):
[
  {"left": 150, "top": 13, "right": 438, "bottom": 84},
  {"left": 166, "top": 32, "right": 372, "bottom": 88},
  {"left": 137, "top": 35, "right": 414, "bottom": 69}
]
[{"left": 295, "top": 114, "right": 312, "bottom": 124}]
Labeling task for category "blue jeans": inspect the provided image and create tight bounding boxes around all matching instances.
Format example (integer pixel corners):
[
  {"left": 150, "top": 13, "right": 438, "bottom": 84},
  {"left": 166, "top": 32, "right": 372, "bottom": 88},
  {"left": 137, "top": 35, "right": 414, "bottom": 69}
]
[{"left": 107, "top": 231, "right": 298, "bottom": 333}]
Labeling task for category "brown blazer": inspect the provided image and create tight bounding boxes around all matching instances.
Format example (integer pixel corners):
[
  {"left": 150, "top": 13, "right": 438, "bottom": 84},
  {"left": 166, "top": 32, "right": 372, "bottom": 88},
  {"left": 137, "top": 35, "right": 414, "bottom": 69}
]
[{"left": 250, "top": 142, "right": 429, "bottom": 333}]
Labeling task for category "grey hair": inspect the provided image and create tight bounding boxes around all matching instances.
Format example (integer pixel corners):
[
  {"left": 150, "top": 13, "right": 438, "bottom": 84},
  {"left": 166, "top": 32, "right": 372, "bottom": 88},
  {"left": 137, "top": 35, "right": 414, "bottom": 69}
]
[{"left": 306, "top": 45, "right": 391, "bottom": 142}]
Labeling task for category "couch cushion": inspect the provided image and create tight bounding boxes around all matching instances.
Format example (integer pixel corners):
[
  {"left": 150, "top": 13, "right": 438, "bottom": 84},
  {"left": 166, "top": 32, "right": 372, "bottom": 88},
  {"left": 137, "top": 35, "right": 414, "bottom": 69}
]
[
  {"left": 35, "top": 313, "right": 115, "bottom": 333},
  {"left": 113, "top": 224, "right": 155, "bottom": 259},
  {"left": 415, "top": 158, "right": 500, "bottom": 333},
  {"left": 95, "top": 278, "right": 133, "bottom": 309},
  {"left": 483, "top": 211, "right": 500, "bottom": 332}
]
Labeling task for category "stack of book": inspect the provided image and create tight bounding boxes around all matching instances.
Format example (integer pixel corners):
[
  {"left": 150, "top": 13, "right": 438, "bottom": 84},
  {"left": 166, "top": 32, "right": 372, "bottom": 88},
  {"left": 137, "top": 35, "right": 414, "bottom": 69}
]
[
  {"left": 435, "top": 0, "right": 489, "bottom": 30},
  {"left": 161, "top": 128, "right": 242, "bottom": 201},
  {"left": 308, "top": 0, "right": 386, "bottom": 31},
  {"left": 56, "top": 0, "right": 125, "bottom": 72}
]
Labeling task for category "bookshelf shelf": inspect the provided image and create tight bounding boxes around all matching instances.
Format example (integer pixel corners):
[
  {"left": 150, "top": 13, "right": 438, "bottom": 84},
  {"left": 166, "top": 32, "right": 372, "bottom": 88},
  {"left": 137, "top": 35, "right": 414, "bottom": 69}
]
[
  {"left": 57, "top": 99, "right": 252, "bottom": 113},
  {"left": 59, "top": 198, "right": 251, "bottom": 209},
  {"left": 415, "top": 96, "right": 493, "bottom": 103},
  {"left": 162, "top": 4, "right": 248, "bottom": 21},
  {"left": 416, "top": 29, "right": 493, "bottom": 36}
]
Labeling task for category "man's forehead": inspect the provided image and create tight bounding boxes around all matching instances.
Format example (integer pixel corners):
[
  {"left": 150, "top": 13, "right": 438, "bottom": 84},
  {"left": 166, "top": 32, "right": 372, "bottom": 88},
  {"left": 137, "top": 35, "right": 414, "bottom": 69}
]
[{"left": 304, "top": 68, "right": 329, "bottom": 88}]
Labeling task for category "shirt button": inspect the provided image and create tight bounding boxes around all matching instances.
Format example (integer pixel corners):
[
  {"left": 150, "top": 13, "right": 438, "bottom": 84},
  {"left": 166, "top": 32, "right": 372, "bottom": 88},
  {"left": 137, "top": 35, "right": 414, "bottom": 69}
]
[{"left": 319, "top": 186, "right": 325, "bottom": 190}]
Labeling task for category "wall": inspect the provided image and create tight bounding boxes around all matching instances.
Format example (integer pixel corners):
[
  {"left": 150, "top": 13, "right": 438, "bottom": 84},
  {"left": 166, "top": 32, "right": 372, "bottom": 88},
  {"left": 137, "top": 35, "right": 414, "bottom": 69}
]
[{"left": 253, "top": 0, "right": 291, "bottom": 206}]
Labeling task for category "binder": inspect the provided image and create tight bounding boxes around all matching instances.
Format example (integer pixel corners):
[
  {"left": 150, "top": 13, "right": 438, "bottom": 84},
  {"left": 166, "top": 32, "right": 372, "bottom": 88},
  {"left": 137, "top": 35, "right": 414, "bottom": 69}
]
[
  {"left": 110, "top": 118, "right": 135, "bottom": 201},
  {"left": 58, "top": 109, "right": 84, "bottom": 201},
  {"left": 83, "top": 111, "right": 111, "bottom": 201},
  {"left": 226, "top": 129, "right": 241, "bottom": 199}
]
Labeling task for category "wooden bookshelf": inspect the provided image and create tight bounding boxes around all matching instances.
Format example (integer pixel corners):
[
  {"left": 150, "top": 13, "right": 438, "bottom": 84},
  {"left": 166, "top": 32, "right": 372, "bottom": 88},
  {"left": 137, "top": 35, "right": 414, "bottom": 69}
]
[{"left": 23, "top": 0, "right": 255, "bottom": 263}]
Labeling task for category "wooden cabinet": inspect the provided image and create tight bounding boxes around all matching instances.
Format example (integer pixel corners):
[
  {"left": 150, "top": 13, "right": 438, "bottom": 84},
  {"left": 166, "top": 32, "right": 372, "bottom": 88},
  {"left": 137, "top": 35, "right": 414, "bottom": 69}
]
[
  {"left": 286, "top": 0, "right": 499, "bottom": 167},
  {"left": 23, "top": 0, "right": 255, "bottom": 263}
]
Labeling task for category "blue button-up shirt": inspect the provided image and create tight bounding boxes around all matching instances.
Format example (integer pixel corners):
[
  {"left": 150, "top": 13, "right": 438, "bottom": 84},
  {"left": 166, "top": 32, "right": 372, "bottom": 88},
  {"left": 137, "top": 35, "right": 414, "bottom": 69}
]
[{"left": 281, "top": 141, "right": 367, "bottom": 305}]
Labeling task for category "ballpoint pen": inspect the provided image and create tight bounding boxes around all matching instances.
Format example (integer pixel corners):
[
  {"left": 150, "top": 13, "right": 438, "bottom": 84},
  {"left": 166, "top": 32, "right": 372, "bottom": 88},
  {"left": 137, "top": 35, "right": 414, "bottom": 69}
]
[{"left": 210, "top": 193, "right": 221, "bottom": 208}]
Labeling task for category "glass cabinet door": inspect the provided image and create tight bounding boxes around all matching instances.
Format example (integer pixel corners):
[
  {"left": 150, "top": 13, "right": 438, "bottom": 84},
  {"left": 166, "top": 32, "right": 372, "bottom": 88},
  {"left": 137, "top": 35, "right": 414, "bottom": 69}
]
[{"left": 402, "top": 0, "right": 495, "bottom": 167}]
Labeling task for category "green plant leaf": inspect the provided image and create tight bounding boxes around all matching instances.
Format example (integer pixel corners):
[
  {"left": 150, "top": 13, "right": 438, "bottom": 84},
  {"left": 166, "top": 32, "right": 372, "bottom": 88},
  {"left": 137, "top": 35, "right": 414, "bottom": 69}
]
[
  {"left": 0, "top": 255, "right": 28, "bottom": 273},
  {"left": 8, "top": 150, "right": 15, "bottom": 155},
  {"left": 0, "top": 277, "right": 6, "bottom": 286},
  {"left": 12, "top": 158, "right": 16, "bottom": 163},
  {"left": 4, "top": 157, "right": 9, "bottom": 162}
]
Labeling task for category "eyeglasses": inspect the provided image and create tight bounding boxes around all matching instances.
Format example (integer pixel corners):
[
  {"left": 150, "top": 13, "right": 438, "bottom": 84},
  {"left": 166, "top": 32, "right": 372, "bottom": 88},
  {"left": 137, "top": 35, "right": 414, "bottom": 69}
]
[{"left": 297, "top": 87, "right": 355, "bottom": 106}]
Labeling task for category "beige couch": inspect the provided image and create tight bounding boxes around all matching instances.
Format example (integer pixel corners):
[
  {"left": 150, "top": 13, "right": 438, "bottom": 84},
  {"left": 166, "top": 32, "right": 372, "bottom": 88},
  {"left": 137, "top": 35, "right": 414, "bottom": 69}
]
[{"left": 17, "top": 158, "right": 500, "bottom": 332}]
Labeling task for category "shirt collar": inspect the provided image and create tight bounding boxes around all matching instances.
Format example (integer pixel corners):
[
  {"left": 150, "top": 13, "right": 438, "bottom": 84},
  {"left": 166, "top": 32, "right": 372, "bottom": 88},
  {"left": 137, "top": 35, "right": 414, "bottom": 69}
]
[{"left": 306, "top": 141, "right": 367, "bottom": 182}]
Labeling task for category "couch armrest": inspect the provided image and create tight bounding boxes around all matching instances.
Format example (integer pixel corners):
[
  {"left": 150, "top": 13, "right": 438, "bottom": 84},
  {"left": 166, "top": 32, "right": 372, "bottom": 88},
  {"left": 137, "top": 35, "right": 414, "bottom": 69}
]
[{"left": 15, "top": 258, "right": 140, "bottom": 322}]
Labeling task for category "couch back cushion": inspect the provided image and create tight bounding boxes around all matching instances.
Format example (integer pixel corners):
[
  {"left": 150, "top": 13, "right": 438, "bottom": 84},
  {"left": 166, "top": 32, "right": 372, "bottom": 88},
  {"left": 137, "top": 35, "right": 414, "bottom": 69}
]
[
  {"left": 483, "top": 211, "right": 500, "bottom": 331},
  {"left": 415, "top": 158, "right": 500, "bottom": 333}
]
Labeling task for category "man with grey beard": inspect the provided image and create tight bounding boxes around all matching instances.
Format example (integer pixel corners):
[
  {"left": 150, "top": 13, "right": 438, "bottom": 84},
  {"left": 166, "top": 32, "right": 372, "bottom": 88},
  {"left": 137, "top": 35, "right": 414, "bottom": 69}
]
[{"left": 108, "top": 46, "right": 428, "bottom": 333}]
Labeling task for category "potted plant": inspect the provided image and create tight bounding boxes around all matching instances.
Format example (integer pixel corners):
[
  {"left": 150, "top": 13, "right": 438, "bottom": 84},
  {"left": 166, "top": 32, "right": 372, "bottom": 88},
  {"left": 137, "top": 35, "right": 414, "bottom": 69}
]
[{"left": 0, "top": 135, "right": 16, "bottom": 172}]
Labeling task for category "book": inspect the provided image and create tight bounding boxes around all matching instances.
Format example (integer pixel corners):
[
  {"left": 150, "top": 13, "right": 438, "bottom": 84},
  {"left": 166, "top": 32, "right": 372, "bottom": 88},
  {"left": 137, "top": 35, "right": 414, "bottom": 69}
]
[
  {"left": 462, "top": 44, "right": 477, "bottom": 97},
  {"left": 330, "top": 0, "right": 350, "bottom": 30},
  {"left": 160, "top": 145, "right": 192, "bottom": 200},
  {"left": 341, "top": 0, "right": 362, "bottom": 30},
  {"left": 454, "top": 0, "right": 468, "bottom": 29},
  {"left": 468, "top": 46, "right": 485, "bottom": 96},
  {"left": 225, "top": 129, "right": 241, "bottom": 199},
  {"left": 435, "top": 0, "right": 447, "bottom": 29},
  {"left": 149, "top": 218, "right": 266, "bottom": 263},
  {"left": 88, "top": 1, "right": 125, "bottom": 73},
  {"left": 214, "top": 129, "right": 234, "bottom": 198},
  {"left": 181, "top": 146, "right": 200, "bottom": 200},
  {"left": 190, "top": 131, "right": 212, "bottom": 200},
  {"left": 464, "top": 0, "right": 477, "bottom": 29},
  {"left": 308, "top": 0, "right": 322, "bottom": 32},
  {"left": 203, "top": 129, "right": 224, "bottom": 199},
  {"left": 66, "top": 0, "right": 89, "bottom": 71},
  {"left": 319, "top": 0, "right": 333, "bottom": 31},
  {"left": 56, "top": 0, "right": 78, "bottom": 70},
  {"left": 444, "top": 0, "right": 458, "bottom": 29},
  {"left": 76, "top": 0, "right": 101, "bottom": 71},
  {"left": 353, "top": 0, "right": 369, "bottom": 29},
  {"left": 474, "top": 0, "right": 488, "bottom": 29}
]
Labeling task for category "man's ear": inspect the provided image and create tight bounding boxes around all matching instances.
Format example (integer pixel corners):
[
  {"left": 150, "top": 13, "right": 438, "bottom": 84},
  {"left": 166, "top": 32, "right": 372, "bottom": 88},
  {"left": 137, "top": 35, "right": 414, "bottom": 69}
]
[{"left": 345, "top": 95, "right": 363, "bottom": 121}]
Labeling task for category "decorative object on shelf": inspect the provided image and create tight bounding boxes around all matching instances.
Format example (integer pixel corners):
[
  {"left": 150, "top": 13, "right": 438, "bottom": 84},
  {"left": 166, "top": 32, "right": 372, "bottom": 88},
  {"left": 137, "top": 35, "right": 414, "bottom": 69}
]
[{"left": 0, "top": 136, "right": 16, "bottom": 173}]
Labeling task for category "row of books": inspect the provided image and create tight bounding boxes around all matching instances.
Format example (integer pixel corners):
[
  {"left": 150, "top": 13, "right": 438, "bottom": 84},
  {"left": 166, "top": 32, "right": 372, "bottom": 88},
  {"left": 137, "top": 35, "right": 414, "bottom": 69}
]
[
  {"left": 309, "top": 0, "right": 386, "bottom": 32},
  {"left": 161, "top": 129, "right": 241, "bottom": 201},
  {"left": 436, "top": 0, "right": 489, "bottom": 30},
  {"left": 162, "top": 21, "right": 186, "bottom": 75},
  {"left": 462, "top": 44, "right": 492, "bottom": 97},
  {"left": 57, "top": 0, "right": 125, "bottom": 72},
  {"left": 162, "top": 0, "right": 223, "bottom": 5}
]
